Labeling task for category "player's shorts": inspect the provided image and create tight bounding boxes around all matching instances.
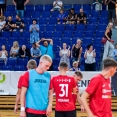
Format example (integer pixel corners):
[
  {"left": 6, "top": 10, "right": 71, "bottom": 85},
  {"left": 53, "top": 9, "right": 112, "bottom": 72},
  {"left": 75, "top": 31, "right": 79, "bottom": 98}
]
[
  {"left": 55, "top": 110, "right": 76, "bottom": 117},
  {"left": 26, "top": 112, "right": 47, "bottom": 117}
]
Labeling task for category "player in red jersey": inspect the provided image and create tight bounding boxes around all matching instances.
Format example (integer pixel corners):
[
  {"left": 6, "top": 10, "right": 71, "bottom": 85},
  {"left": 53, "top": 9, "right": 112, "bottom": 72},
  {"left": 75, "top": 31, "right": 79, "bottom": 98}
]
[
  {"left": 14, "top": 59, "right": 37, "bottom": 113},
  {"left": 50, "top": 62, "right": 77, "bottom": 117},
  {"left": 81, "top": 58, "right": 117, "bottom": 117}
]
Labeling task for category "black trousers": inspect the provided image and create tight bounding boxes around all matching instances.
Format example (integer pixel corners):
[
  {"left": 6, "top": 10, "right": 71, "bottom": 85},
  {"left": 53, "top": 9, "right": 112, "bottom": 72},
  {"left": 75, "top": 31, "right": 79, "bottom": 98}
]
[
  {"left": 0, "top": 4, "right": 5, "bottom": 14},
  {"left": 85, "top": 63, "right": 95, "bottom": 71},
  {"left": 26, "top": 112, "right": 47, "bottom": 117}
]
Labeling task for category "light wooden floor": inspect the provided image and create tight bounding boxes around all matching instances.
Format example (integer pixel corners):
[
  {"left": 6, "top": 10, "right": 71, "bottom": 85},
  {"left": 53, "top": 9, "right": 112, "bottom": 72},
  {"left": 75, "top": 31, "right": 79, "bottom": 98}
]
[{"left": 0, "top": 110, "right": 117, "bottom": 117}]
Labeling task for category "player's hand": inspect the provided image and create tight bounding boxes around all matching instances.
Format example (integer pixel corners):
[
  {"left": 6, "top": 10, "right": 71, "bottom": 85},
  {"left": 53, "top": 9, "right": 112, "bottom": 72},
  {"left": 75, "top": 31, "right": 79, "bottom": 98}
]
[
  {"left": 20, "top": 111, "right": 26, "bottom": 117},
  {"left": 14, "top": 105, "right": 18, "bottom": 114},
  {"left": 80, "top": 105, "right": 85, "bottom": 112},
  {"left": 46, "top": 105, "right": 52, "bottom": 116}
]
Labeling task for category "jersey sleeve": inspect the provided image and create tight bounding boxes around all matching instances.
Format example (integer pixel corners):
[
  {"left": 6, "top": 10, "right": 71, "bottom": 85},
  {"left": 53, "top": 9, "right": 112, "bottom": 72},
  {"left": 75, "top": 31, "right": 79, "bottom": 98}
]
[
  {"left": 21, "top": 71, "right": 29, "bottom": 88},
  {"left": 86, "top": 77, "right": 100, "bottom": 95},
  {"left": 18, "top": 75, "right": 23, "bottom": 89},
  {"left": 49, "top": 77, "right": 54, "bottom": 90},
  {"left": 72, "top": 78, "right": 76, "bottom": 88}
]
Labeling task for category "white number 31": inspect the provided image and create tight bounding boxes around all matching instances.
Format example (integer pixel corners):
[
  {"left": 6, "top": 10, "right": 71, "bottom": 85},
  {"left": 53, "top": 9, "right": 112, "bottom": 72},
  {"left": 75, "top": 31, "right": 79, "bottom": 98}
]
[{"left": 59, "top": 84, "right": 68, "bottom": 97}]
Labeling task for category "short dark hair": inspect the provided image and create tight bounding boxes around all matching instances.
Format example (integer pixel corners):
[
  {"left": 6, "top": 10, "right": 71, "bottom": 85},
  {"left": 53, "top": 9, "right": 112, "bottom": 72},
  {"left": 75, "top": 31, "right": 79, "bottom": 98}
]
[
  {"left": 16, "top": 14, "right": 20, "bottom": 18},
  {"left": 32, "top": 19, "right": 37, "bottom": 23},
  {"left": 27, "top": 59, "right": 37, "bottom": 69},
  {"left": 103, "top": 58, "right": 117, "bottom": 69},
  {"left": 75, "top": 71, "right": 83, "bottom": 78},
  {"left": 115, "top": 43, "right": 117, "bottom": 47},
  {"left": 59, "top": 62, "right": 68, "bottom": 69},
  {"left": 87, "top": 44, "right": 92, "bottom": 50},
  {"left": 32, "top": 42, "right": 36, "bottom": 46}
]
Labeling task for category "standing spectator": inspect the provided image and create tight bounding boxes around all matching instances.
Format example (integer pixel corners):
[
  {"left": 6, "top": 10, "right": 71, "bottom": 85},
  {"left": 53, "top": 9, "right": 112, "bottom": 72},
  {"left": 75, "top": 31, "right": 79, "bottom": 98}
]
[
  {"left": 71, "top": 39, "right": 82, "bottom": 63},
  {"left": 0, "top": 16, "right": 6, "bottom": 31},
  {"left": 69, "top": 61, "right": 81, "bottom": 71},
  {"left": 93, "top": 0, "right": 102, "bottom": 11},
  {"left": 102, "top": 23, "right": 114, "bottom": 60},
  {"left": 14, "top": 14, "right": 25, "bottom": 32},
  {"left": 0, "top": 45, "right": 8, "bottom": 65},
  {"left": 84, "top": 44, "right": 96, "bottom": 71},
  {"left": 0, "top": 0, "right": 5, "bottom": 15},
  {"left": 67, "top": 8, "right": 77, "bottom": 24},
  {"left": 30, "top": 43, "right": 41, "bottom": 59},
  {"left": 112, "top": 43, "right": 117, "bottom": 61},
  {"left": 105, "top": 0, "right": 117, "bottom": 28},
  {"left": 12, "top": 0, "right": 29, "bottom": 18},
  {"left": 10, "top": 41, "right": 19, "bottom": 58},
  {"left": 4, "top": 16, "right": 15, "bottom": 31},
  {"left": 57, "top": 9, "right": 67, "bottom": 24},
  {"left": 58, "top": 43, "right": 71, "bottom": 69},
  {"left": 51, "top": 0, "right": 63, "bottom": 12},
  {"left": 77, "top": 9, "right": 87, "bottom": 24},
  {"left": 19, "top": 45, "right": 30, "bottom": 59},
  {"left": 29, "top": 19, "right": 40, "bottom": 44}
]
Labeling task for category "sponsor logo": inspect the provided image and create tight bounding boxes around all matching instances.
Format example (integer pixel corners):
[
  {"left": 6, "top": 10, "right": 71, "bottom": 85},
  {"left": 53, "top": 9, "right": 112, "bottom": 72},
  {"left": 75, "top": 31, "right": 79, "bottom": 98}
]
[
  {"left": 34, "top": 79, "right": 47, "bottom": 83},
  {"left": 0, "top": 72, "right": 6, "bottom": 84},
  {"left": 58, "top": 98, "right": 69, "bottom": 102}
]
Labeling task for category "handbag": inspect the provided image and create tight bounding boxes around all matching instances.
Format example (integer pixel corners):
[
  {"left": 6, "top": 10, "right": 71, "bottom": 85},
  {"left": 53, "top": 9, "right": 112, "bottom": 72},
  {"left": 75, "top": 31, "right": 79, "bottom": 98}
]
[{"left": 101, "top": 37, "right": 107, "bottom": 44}]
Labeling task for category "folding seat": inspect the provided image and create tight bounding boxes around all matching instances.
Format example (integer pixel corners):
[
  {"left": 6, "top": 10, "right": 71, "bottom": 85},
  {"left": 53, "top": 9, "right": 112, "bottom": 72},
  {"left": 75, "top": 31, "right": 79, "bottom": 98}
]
[
  {"left": 22, "top": 31, "right": 30, "bottom": 38},
  {"left": 64, "top": 31, "right": 73, "bottom": 38},
  {"left": 51, "top": 11, "right": 59, "bottom": 18},
  {"left": 2, "top": 65, "right": 12, "bottom": 71},
  {"left": 65, "top": 24, "right": 75, "bottom": 31},
  {"left": 41, "top": 11, "right": 50, "bottom": 18},
  {"left": 80, "top": 65, "right": 85, "bottom": 71},
  {"left": 83, "top": 4, "right": 91, "bottom": 11},
  {"left": 90, "top": 10, "right": 99, "bottom": 17},
  {"left": 25, "top": 5, "right": 34, "bottom": 11},
  {"left": 17, "top": 58, "right": 28, "bottom": 66},
  {"left": 53, "top": 31, "right": 63, "bottom": 38},
  {"left": 73, "top": 4, "right": 81, "bottom": 11},
  {"left": 53, "top": 58, "right": 60, "bottom": 66},
  {"left": 0, "top": 38, "right": 7, "bottom": 45},
  {"left": 7, "top": 5, "right": 15, "bottom": 11},
  {"left": 12, "top": 31, "right": 21, "bottom": 37},
  {"left": 8, "top": 58, "right": 17, "bottom": 66},
  {"left": 85, "top": 11, "right": 90, "bottom": 17},
  {"left": 2, "top": 32, "right": 11, "bottom": 37},
  {"left": 97, "top": 24, "right": 106, "bottom": 31},
  {"left": 61, "top": 37, "right": 71, "bottom": 45},
  {"left": 43, "top": 31, "right": 53, "bottom": 38},
  {"left": 74, "top": 31, "right": 84, "bottom": 37},
  {"left": 18, "top": 40, "right": 28, "bottom": 45},
  {"left": 8, "top": 37, "right": 18, "bottom": 41},
  {"left": 24, "top": 11, "right": 32, "bottom": 18},
  {"left": 64, "top": 4, "right": 72, "bottom": 10},
  {"left": 25, "top": 24, "right": 30, "bottom": 31},
  {"left": 89, "top": 17, "right": 98, "bottom": 24},
  {"left": 86, "top": 24, "right": 96, "bottom": 31},
  {"left": 46, "top": 24, "right": 55, "bottom": 31},
  {"left": 48, "top": 18, "right": 57, "bottom": 24},
  {"left": 95, "top": 31, "right": 104, "bottom": 38},
  {"left": 23, "top": 18, "right": 29, "bottom": 24},
  {"left": 85, "top": 31, "right": 94, "bottom": 37},
  {"left": 32, "top": 12, "right": 41, "bottom": 18},
  {"left": 4, "top": 11, "right": 13, "bottom": 17},
  {"left": 83, "top": 38, "right": 93, "bottom": 44},
  {"left": 12, "top": 11, "right": 17, "bottom": 18},
  {"left": 100, "top": 10, "right": 108, "bottom": 17},
  {"left": 45, "top": 4, "right": 53, "bottom": 11},
  {"left": 39, "top": 18, "right": 47, "bottom": 24},
  {"left": 6, "top": 44, "right": 12, "bottom": 52},
  {"left": 35, "top": 4, "right": 43, "bottom": 12},
  {"left": 55, "top": 24, "right": 65, "bottom": 31},
  {"left": 40, "top": 25, "right": 45, "bottom": 31},
  {"left": 14, "top": 65, "right": 25, "bottom": 71},
  {"left": 76, "top": 24, "right": 85, "bottom": 30},
  {"left": 39, "top": 31, "right": 43, "bottom": 38},
  {"left": 99, "top": 17, "right": 108, "bottom": 24},
  {"left": 55, "top": 51, "right": 60, "bottom": 59}
]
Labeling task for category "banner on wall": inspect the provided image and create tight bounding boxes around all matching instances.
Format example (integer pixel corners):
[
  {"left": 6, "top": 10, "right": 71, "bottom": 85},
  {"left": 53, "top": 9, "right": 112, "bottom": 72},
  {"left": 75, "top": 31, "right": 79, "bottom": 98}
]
[{"left": 0, "top": 71, "right": 10, "bottom": 95}]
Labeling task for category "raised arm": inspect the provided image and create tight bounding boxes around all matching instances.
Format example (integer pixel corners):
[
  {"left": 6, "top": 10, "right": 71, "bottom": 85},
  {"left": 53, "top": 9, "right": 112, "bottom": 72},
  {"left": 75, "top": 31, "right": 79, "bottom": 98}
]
[
  {"left": 12, "top": 0, "right": 16, "bottom": 6},
  {"left": 36, "top": 39, "right": 42, "bottom": 48},
  {"left": 24, "top": 0, "right": 29, "bottom": 6},
  {"left": 42, "top": 38, "right": 53, "bottom": 45}
]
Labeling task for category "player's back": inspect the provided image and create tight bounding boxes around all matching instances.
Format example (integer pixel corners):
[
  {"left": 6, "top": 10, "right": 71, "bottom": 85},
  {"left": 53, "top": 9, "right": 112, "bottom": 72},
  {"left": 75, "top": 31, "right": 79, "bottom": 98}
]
[{"left": 52, "top": 75, "right": 76, "bottom": 111}]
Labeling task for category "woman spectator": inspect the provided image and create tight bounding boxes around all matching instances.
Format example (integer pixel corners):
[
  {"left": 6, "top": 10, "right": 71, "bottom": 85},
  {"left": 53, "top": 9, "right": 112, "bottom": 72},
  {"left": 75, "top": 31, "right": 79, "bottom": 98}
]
[
  {"left": 69, "top": 61, "right": 80, "bottom": 71},
  {"left": 102, "top": 23, "right": 114, "bottom": 60},
  {"left": 10, "top": 41, "right": 19, "bottom": 58},
  {"left": 19, "top": 45, "right": 30, "bottom": 59},
  {"left": 0, "top": 45, "right": 8, "bottom": 65},
  {"left": 4, "top": 16, "right": 15, "bottom": 31},
  {"left": 29, "top": 19, "right": 40, "bottom": 44},
  {"left": 84, "top": 44, "right": 96, "bottom": 71},
  {"left": 67, "top": 8, "right": 77, "bottom": 24},
  {"left": 58, "top": 43, "right": 71, "bottom": 68},
  {"left": 71, "top": 39, "right": 82, "bottom": 63},
  {"left": 0, "top": 16, "right": 6, "bottom": 31}
]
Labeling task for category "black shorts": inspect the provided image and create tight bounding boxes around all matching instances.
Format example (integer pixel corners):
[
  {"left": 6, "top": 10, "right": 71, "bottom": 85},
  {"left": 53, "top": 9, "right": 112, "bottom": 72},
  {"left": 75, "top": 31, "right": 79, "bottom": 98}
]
[
  {"left": 55, "top": 110, "right": 76, "bottom": 117},
  {"left": 108, "top": 10, "right": 116, "bottom": 19},
  {"left": 26, "top": 112, "right": 47, "bottom": 117}
]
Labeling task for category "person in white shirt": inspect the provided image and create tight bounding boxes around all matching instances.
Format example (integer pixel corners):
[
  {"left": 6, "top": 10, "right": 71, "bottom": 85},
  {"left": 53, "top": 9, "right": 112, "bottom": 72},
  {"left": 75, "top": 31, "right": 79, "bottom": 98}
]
[
  {"left": 51, "top": 0, "right": 63, "bottom": 12},
  {"left": 0, "top": 16, "right": 6, "bottom": 31},
  {"left": 84, "top": 44, "right": 96, "bottom": 71}
]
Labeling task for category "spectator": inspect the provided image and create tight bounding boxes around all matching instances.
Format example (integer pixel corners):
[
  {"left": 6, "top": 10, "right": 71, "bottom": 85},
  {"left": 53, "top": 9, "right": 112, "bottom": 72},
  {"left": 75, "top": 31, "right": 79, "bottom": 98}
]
[
  {"left": 12, "top": 0, "right": 29, "bottom": 18},
  {"left": 102, "top": 23, "right": 114, "bottom": 60},
  {"left": 0, "top": 0, "right": 5, "bottom": 15},
  {"left": 93, "top": 0, "right": 102, "bottom": 11},
  {"left": 69, "top": 61, "right": 80, "bottom": 71},
  {"left": 77, "top": 9, "right": 87, "bottom": 24},
  {"left": 57, "top": 9, "right": 67, "bottom": 24},
  {"left": 10, "top": 41, "right": 19, "bottom": 58},
  {"left": 112, "top": 43, "right": 117, "bottom": 61},
  {"left": 19, "top": 45, "right": 30, "bottom": 59},
  {"left": 14, "top": 14, "right": 25, "bottom": 32},
  {"left": 51, "top": 0, "right": 63, "bottom": 12},
  {"left": 29, "top": 19, "right": 40, "bottom": 44},
  {"left": 67, "top": 8, "right": 77, "bottom": 24},
  {"left": 71, "top": 39, "right": 82, "bottom": 63},
  {"left": 84, "top": 44, "right": 96, "bottom": 71},
  {"left": 0, "top": 16, "right": 6, "bottom": 31},
  {"left": 105, "top": 0, "right": 117, "bottom": 28},
  {"left": 4, "top": 16, "right": 15, "bottom": 31},
  {"left": 58, "top": 43, "right": 71, "bottom": 69},
  {"left": 30, "top": 43, "right": 41, "bottom": 59},
  {"left": 0, "top": 45, "right": 8, "bottom": 65}
]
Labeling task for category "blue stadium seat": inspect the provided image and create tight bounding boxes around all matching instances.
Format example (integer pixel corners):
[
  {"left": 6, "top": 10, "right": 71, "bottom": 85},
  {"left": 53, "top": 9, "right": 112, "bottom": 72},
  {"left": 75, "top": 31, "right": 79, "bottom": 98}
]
[
  {"left": 24, "top": 11, "right": 32, "bottom": 18},
  {"left": 45, "top": 4, "right": 53, "bottom": 11},
  {"left": 43, "top": 31, "right": 53, "bottom": 38},
  {"left": 55, "top": 24, "right": 65, "bottom": 31},
  {"left": 65, "top": 24, "right": 75, "bottom": 31},
  {"left": 8, "top": 37, "right": 19, "bottom": 41},
  {"left": 2, "top": 32, "right": 11, "bottom": 37},
  {"left": 32, "top": 12, "right": 41, "bottom": 18},
  {"left": 97, "top": 24, "right": 106, "bottom": 30},
  {"left": 7, "top": 5, "right": 15, "bottom": 11},
  {"left": 4, "top": 11, "right": 13, "bottom": 17},
  {"left": 61, "top": 37, "right": 71, "bottom": 45},
  {"left": 83, "top": 38, "right": 93, "bottom": 44},
  {"left": 39, "top": 31, "right": 43, "bottom": 38},
  {"left": 53, "top": 58, "right": 60, "bottom": 66},
  {"left": 99, "top": 17, "right": 108, "bottom": 24},
  {"left": 35, "top": 4, "right": 43, "bottom": 12},
  {"left": 100, "top": 10, "right": 108, "bottom": 17},
  {"left": 90, "top": 10, "right": 100, "bottom": 17},
  {"left": 53, "top": 31, "right": 63, "bottom": 38},
  {"left": 86, "top": 24, "right": 96, "bottom": 31},
  {"left": 95, "top": 31, "right": 104, "bottom": 38},
  {"left": 12, "top": 11, "right": 17, "bottom": 18},
  {"left": 25, "top": 25, "right": 30, "bottom": 31},
  {"left": 39, "top": 18, "right": 47, "bottom": 24},
  {"left": 48, "top": 18, "right": 57, "bottom": 24},
  {"left": 22, "top": 31, "right": 30, "bottom": 38},
  {"left": 23, "top": 18, "right": 29, "bottom": 24},
  {"left": 74, "top": 31, "right": 84, "bottom": 37},
  {"left": 55, "top": 52, "right": 60, "bottom": 59},
  {"left": 51, "top": 11, "right": 59, "bottom": 18},
  {"left": 0, "top": 38, "right": 7, "bottom": 45},
  {"left": 64, "top": 31, "right": 73, "bottom": 38},
  {"left": 73, "top": 4, "right": 81, "bottom": 11},
  {"left": 12, "top": 31, "right": 20, "bottom": 37},
  {"left": 0, "top": 59, "right": 5, "bottom": 66},
  {"left": 46, "top": 24, "right": 55, "bottom": 31},
  {"left": 89, "top": 17, "right": 98, "bottom": 24},
  {"left": 83, "top": 4, "right": 91, "bottom": 11},
  {"left": 8, "top": 58, "right": 17, "bottom": 66},
  {"left": 40, "top": 25, "right": 45, "bottom": 31},
  {"left": 14, "top": 65, "right": 25, "bottom": 71},
  {"left": 80, "top": 65, "right": 85, "bottom": 71},
  {"left": 76, "top": 24, "right": 85, "bottom": 30},
  {"left": 6, "top": 44, "right": 12, "bottom": 52},
  {"left": 18, "top": 58, "right": 28, "bottom": 66},
  {"left": 25, "top": 4, "right": 34, "bottom": 11},
  {"left": 41, "top": 11, "right": 50, "bottom": 18},
  {"left": 2, "top": 65, "right": 12, "bottom": 71},
  {"left": 85, "top": 31, "right": 94, "bottom": 37},
  {"left": 64, "top": 4, "right": 72, "bottom": 10}
]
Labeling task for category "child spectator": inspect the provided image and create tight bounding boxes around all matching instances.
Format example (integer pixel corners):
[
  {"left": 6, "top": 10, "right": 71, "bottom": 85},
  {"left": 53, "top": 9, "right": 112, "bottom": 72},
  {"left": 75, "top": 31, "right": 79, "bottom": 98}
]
[{"left": 69, "top": 61, "right": 81, "bottom": 71}]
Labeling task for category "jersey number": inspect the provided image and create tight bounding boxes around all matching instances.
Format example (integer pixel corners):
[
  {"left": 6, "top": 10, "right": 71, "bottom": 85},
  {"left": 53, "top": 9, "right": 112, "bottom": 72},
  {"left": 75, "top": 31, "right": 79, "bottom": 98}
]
[{"left": 59, "top": 84, "right": 68, "bottom": 97}]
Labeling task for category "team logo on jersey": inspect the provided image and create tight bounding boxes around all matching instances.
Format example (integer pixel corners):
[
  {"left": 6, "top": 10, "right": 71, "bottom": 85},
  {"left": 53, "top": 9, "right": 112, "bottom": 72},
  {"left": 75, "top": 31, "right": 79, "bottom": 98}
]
[
  {"left": 0, "top": 72, "right": 6, "bottom": 84},
  {"left": 34, "top": 79, "right": 47, "bottom": 83},
  {"left": 57, "top": 79, "right": 71, "bottom": 82}
]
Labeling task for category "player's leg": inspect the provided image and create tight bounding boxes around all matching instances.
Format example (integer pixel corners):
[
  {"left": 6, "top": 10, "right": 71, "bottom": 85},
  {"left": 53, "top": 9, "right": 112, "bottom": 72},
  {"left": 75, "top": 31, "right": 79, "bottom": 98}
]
[
  {"left": 55, "top": 110, "right": 64, "bottom": 117},
  {"left": 64, "top": 110, "right": 76, "bottom": 117}
]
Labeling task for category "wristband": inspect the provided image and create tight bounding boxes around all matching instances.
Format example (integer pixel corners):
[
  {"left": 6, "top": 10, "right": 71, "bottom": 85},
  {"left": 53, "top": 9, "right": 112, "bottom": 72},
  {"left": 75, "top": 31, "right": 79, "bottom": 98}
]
[{"left": 20, "top": 107, "right": 25, "bottom": 111}]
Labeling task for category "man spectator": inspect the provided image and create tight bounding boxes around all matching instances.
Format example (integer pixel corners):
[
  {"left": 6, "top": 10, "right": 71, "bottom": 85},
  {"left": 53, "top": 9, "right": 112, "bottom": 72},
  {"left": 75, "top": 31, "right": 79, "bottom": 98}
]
[
  {"left": 77, "top": 9, "right": 87, "bottom": 24},
  {"left": 14, "top": 14, "right": 25, "bottom": 32},
  {"left": 30, "top": 43, "right": 41, "bottom": 59},
  {"left": 29, "top": 19, "right": 40, "bottom": 44},
  {"left": 51, "top": 0, "right": 63, "bottom": 12},
  {"left": 12, "top": 0, "right": 29, "bottom": 18},
  {"left": 0, "top": 0, "right": 5, "bottom": 15},
  {"left": 105, "top": 0, "right": 117, "bottom": 28}
]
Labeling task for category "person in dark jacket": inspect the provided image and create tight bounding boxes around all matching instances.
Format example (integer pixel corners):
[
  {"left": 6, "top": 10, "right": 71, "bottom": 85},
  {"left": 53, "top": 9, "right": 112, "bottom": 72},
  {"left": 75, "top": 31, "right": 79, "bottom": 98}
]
[{"left": 112, "top": 71, "right": 117, "bottom": 96}]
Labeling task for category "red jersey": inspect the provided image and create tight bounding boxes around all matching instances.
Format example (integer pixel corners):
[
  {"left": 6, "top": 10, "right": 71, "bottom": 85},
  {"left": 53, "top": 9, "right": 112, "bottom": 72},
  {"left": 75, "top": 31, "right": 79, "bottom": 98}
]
[
  {"left": 86, "top": 74, "right": 112, "bottom": 117},
  {"left": 50, "top": 75, "right": 76, "bottom": 111},
  {"left": 18, "top": 75, "right": 24, "bottom": 89}
]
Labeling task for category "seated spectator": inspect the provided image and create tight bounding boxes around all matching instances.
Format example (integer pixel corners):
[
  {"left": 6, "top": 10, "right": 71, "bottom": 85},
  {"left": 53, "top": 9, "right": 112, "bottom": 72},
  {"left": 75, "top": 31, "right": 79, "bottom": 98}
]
[
  {"left": 10, "top": 41, "right": 19, "bottom": 58},
  {"left": 14, "top": 14, "right": 25, "bottom": 32},
  {"left": 0, "top": 45, "right": 8, "bottom": 65},
  {"left": 58, "top": 43, "right": 71, "bottom": 69},
  {"left": 57, "top": 9, "right": 67, "bottom": 24},
  {"left": 112, "top": 43, "right": 117, "bottom": 61},
  {"left": 30, "top": 43, "right": 41, "bottom": 59},
  {"left": 77, "top": 9, "right": 87, "bottom": 24},
  {"left": 19, "top": 45, "right": 30, "bottom": 59},
  {"left": 29, "top": 19, "right": 40, "bottom": 44},
  {"left": 69, "top": 61, "right": 80, "bottom": 71},
  {"left": 84, "top": 44, "right": 96, "bottom": 71},
  {"left": 4, "top": 16, "right": 15, "bottom": 31},
  {"left": 0, "top": 16, "right": 6, "bottom": 31},
  {"left": 67, "top": 8, "right": 77, "bottom": 24},
  {"left": 51, "top": 0, "right": 63, "bottom": 12}
]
